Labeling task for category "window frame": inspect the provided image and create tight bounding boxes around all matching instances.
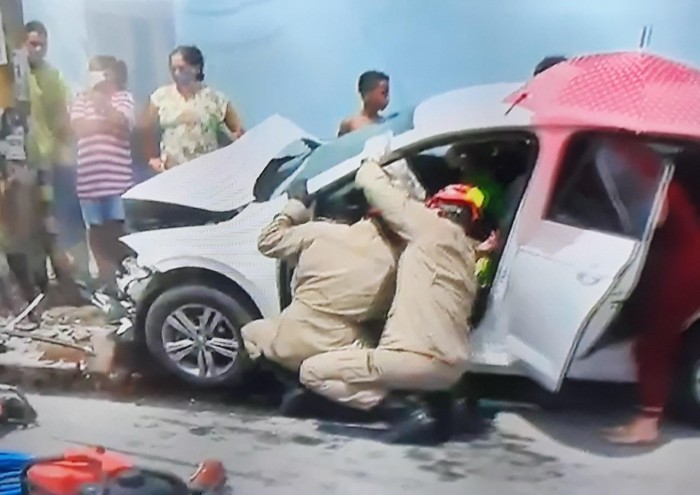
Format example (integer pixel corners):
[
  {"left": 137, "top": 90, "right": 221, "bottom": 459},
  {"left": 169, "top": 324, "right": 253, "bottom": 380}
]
[{"left": 544, "top": 132, "right": 678, "bottom": 241}]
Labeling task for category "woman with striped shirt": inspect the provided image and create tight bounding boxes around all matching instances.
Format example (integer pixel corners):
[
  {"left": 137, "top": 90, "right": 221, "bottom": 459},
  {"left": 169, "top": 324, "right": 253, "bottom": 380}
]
[{"left": 70, "top": 56, "right": 134, "bottom": 292}]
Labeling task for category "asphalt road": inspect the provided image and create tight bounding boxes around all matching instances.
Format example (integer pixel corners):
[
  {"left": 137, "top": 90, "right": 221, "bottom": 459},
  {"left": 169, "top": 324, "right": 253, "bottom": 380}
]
[{"left": 2, "top": 392, "right": 699, "bottom": 495}]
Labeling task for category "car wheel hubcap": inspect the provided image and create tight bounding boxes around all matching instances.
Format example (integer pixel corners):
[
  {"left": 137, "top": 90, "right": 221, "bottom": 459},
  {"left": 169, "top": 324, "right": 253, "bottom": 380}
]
[{"left": 162, "top": 304, "right": 239, "bottom": 379}]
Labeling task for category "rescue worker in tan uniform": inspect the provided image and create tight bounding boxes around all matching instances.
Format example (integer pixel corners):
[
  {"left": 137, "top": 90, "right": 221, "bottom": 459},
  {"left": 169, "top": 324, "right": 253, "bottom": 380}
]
[
  {"left": 241, "top": 179, "right": 403, "bottom": 406},
  {"left": 299, "top": 158, "right": 484, "bottom": 445}
]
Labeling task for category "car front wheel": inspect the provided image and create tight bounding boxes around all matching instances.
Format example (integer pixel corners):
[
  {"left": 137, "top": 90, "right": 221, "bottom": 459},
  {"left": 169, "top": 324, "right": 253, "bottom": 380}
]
[{"left": 144, "top": 285, "right": 255, "bottom": 388}]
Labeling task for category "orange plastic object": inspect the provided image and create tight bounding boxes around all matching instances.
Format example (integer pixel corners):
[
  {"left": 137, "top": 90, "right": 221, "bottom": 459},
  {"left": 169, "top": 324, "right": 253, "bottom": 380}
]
[
  {"left": 188, "top": 460, "right": 227, "bottom": 493},
  {"left": 27, "top": 446, "right": 134, "bottom": 495}
]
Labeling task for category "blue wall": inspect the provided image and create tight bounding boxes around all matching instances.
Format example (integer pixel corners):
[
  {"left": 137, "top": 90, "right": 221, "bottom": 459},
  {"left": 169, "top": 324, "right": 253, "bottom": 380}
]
[
  {"left": 172, "top": 0, "right": 700, "bottom": 139},
  {"left": 25, "top": 0, "right": 700, "bottom": 140}
]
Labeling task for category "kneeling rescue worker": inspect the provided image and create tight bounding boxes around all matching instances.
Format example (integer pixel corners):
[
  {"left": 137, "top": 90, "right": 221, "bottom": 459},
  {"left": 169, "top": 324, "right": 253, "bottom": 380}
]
[
  {"left": 299, "top": 151, "right": 484, "bottom": 445},
  {"left": 241, "top": 178, "right": 404, "bottom": 412}
]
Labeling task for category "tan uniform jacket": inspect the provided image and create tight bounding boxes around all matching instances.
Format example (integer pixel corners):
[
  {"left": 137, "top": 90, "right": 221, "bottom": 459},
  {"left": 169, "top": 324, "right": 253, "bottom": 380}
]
[
  {"left": 258, "top": 201, "right": 402, "bottom": 323},
  {"left": 355, "top": 160, "right": 477, "bottom": 368}
]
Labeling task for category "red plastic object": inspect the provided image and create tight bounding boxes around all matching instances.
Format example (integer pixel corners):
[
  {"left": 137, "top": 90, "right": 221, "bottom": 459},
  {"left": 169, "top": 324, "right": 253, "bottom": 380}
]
[{"left": 27, "top": 446, "right": 134, "bottom": 495}]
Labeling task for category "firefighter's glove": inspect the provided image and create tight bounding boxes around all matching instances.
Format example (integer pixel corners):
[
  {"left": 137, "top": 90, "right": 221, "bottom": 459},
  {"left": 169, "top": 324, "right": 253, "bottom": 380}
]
[{"left": 281, "top": 199, "right": 311, "bottom": 225}]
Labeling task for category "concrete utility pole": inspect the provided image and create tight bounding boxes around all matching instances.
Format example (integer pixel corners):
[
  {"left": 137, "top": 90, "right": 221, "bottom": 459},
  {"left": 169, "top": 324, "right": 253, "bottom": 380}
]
[
  {"left": 0, "top": 0, "right": 24, "bottom": 108},
  {"left": 0, "top": 1, "right": 29, "bottom": 324}
]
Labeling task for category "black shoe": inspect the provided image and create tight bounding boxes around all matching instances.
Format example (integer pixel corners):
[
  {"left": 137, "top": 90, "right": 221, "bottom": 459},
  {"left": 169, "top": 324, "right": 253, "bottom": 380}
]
[
  {"left": 381, "top": 404, "right": 443, "bottom": 446},
  {"left": 451, "top": 399, "right": 495, "bottom": 437},
  {"left": 280, "top": 387, "right": 374, "bottom": 422},
  {"left": 279, "top": 387, "right": 318, "bottom": 418},
  {"left": 424, "top": 392, "right": 455, "bottom": 443},
  {"left": 258, "top": 356, "right": 299, "bottom": 389},
  {"left": 373, "top": 396, "right": 420, "bottom": 423}
]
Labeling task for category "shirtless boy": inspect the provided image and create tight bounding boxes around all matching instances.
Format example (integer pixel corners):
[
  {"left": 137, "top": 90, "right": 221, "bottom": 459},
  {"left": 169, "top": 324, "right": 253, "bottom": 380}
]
[{"left": 338, "top": 71, "right": 390, "bottom": 137}]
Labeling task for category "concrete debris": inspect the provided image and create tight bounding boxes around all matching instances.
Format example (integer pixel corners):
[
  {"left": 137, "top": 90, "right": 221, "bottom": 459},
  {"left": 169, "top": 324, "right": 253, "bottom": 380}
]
[{"left": 0, "top": 304, "right": 118, "bottom": 388}]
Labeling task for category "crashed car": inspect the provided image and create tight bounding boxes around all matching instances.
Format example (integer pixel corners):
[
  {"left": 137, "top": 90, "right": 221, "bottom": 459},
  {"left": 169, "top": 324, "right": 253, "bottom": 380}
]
[{"left": 114, "top": 63, "right": 700, "bottom": 421}]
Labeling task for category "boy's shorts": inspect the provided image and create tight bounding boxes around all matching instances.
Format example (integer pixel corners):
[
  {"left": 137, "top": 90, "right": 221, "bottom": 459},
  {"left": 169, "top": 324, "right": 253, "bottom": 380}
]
[{"left": 79, "top": 196, "right": 125, "bottom": 227}]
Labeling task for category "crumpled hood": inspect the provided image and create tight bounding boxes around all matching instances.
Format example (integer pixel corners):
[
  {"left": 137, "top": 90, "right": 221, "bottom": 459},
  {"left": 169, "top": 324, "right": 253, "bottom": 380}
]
[{"left": 123, "top": 115, "right": 317, "bottom": 212}]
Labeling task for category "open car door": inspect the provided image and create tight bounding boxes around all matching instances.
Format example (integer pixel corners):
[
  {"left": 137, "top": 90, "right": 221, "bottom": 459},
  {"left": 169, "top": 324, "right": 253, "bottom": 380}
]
[{"left": 502, "top": 136, "right": 674, "bottom": 392}]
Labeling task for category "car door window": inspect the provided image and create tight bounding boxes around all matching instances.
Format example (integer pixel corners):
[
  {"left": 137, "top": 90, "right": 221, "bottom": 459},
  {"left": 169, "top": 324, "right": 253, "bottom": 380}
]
[{"left": 547, "top": 136, "right": 666, "bottom": 239}]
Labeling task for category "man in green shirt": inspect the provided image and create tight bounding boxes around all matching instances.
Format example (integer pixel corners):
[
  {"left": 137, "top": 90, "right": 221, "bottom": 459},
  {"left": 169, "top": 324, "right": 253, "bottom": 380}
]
[
  {"left": 2, "top": 21, "right": 79, "bottom": 321},
  {"left": 445, "top": 145, "right": 507, "bottom": 286},
  {"left": 24, "top": 20, "right": 74, "bottom": 205}
]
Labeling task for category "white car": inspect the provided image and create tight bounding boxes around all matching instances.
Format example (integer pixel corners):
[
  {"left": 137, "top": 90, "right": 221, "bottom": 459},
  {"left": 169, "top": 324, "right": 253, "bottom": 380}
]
[{"left": 114, "top": 82, "right": 700, "bottom": 421}]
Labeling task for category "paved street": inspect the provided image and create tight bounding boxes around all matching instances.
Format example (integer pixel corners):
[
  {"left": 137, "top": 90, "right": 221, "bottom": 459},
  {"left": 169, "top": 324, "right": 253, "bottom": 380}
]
[{"left": 2, "top": 393, "right": 699, "bottom": 494}]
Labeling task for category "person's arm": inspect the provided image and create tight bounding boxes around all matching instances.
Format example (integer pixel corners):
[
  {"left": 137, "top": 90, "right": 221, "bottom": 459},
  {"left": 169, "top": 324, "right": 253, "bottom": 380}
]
[
  {"left": 70, "top": 94, "right": 95, "bottom": 138},
  {"left": 52, "top": 74, "right": 73, "bottom": 143},
  {"left": 337, "top": 119, "right": 352, "bottom": 137},
  {"left": 94, "top": 92, "right": 130, "bottom": 129},
  {"left": 355, "top": 159, "right": 436, "bottom": 241},
  {"left": 223, "top": 103, "right": 245, "bottom": 139},
  {"left": 140, "top": 100, "right": 164, "bottom": 172},
  {"left": 111, "top": 92, "right": 135, "bottom": 129},
  {"left": 257, "top": 199, "right": 341, "bottom": 259}
]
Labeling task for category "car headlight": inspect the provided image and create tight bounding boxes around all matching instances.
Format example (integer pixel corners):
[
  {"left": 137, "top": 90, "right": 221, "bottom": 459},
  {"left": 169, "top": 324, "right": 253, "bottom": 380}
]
[{"left": 117, "top": 257, "right": 153, "bottom": 299}]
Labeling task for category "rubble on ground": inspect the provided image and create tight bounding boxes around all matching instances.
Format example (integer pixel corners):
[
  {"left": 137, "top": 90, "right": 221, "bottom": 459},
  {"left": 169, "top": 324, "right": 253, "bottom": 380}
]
[{"left": 0, "top": 304, "right": 118, "bottom": 388}]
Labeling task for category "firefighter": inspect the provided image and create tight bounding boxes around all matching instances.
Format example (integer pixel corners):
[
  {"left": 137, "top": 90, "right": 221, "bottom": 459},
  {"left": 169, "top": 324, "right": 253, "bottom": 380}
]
[
  {"left": 241, "top": 179, "right": 404, "bottom": 411},
  {"left": 299, "top": 156, "right": 483, "bottom": 445}
]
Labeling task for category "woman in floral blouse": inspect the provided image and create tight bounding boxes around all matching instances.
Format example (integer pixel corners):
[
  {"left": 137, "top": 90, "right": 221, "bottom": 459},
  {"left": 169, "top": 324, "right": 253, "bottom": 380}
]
[{"left": 143, "top": 45, "right": 245, "bottom": 172}]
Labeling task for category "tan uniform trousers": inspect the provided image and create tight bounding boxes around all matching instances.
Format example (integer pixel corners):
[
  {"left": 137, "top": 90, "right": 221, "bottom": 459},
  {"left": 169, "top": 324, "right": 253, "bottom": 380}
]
[
  {"left": 299, "top": 348, "right": 464, "bottom": 411},
  {"left": 241, "top": 300, "right": 363, "bottom": 372}
]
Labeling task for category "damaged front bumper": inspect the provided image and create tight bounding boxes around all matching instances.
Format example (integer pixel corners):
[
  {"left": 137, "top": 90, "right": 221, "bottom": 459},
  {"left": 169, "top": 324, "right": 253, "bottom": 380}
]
[{"left": 88, "top": 257, "right": 154, "bottom": 340}]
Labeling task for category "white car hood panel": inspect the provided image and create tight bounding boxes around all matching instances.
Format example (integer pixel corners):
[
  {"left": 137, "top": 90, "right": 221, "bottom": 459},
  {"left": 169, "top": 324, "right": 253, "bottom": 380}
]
[{"left": 123, "top": 115, "right": 316, "bottom": 212}]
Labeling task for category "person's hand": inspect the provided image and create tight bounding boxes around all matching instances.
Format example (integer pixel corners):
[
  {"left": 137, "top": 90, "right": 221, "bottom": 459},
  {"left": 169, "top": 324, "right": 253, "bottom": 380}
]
[
  {"left": 477, "top": 230, "right": 500, "bottom": 254},
  {"left": 287, "top": 178, "right": 312, "bottom": 207},
  {"left": 89, "top": 90, "right": 111, "bottom": 112},
  {"left": 148, "top": 157, "right": 165, "bottom": 173},
  {"left": 281, "top": 198, "right": 311, "bottom": 225}
]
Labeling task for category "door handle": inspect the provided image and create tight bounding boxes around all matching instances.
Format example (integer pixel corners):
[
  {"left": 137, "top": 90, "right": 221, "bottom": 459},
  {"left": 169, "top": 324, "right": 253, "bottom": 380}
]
[{"left": 576, "top": 272, "right": 602, "bottom": 286}]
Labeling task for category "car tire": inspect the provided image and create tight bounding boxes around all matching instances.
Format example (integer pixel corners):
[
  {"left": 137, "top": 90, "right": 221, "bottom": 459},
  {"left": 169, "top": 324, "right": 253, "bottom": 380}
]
[
  {"left": 144, "top": 284, "right": 256, "bottom": 388},
  {"left": 670, "top": 325, "right": 700, "bottom": 427}
]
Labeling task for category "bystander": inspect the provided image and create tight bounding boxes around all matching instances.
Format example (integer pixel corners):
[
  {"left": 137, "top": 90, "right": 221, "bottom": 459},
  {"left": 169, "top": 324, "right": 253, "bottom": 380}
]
[
  {"left": 70, "top": 56, "right": 135, "bottom": 293},
  {"left": 337, "top": 71, "right": 390, "bottom": 137}
]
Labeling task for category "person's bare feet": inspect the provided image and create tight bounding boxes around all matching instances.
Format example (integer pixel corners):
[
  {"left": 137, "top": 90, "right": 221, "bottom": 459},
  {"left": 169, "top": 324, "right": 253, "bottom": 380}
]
[{"left": 604, "top": 415, "right": 660, "bottom": 445}]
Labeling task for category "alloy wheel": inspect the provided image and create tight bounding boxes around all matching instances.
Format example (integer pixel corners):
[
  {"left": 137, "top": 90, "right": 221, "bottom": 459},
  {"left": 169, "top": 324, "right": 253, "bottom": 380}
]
[{"left": 161, "top": 304, "right": 240, "bottom": 379}]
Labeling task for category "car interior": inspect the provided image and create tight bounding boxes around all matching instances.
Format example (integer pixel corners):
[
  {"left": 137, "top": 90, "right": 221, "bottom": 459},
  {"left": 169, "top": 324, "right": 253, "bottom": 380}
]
[{"left": 298, "top": 131, "right": 539, "bottom": 324}]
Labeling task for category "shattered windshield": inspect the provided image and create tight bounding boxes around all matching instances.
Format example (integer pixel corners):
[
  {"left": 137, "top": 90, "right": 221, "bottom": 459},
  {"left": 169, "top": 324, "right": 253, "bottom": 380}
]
[
  {"left": 271, "top": 107, "right": 416, "bottom": 197},
  {"left": 253, "top": 138, "right": 320, "bottom": 202}
]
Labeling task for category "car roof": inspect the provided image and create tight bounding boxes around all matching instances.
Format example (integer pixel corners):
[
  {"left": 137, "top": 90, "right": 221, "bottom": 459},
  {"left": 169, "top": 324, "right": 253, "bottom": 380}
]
[
  {"left": 295, "top": 82, "right": 535, "bottom": 181},
  {"left": 392, "top": 82, "right": 533, "bottom": 149}
]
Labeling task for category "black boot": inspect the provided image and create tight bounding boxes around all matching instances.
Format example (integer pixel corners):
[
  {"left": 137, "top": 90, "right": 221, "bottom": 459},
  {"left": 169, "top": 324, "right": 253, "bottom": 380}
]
[
  {"left": 424, "top": 391, "right": 456, "bottom": 443},
  {"left": 258, "top": 356, "right": 299, "bottom": 389},
  {"left": 450, "top": 398, "right": 495, "bottom": 437},
  {"left": 279, "top": 387, "right": 323, "bottom": 418},
  {"left": 373, "top": 395, "right": 420, "bottom": 422},
  {"left": 381, "top": 392, "right": 456, "bottom": 446},
  {"left": 280, "top": 387, "right": 375, "bottom": 422},
  {"left": 381, "top": 402, "right": 440, "bottom": 446}
]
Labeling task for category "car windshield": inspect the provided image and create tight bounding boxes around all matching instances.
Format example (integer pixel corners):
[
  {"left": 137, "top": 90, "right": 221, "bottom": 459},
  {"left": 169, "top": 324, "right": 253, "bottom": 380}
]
[
  {"left": 253, "top": 138, "right": 320, "bottom": 202},
  {"left": 270, "top": 107, "right": 416, "bottom": 198}
]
